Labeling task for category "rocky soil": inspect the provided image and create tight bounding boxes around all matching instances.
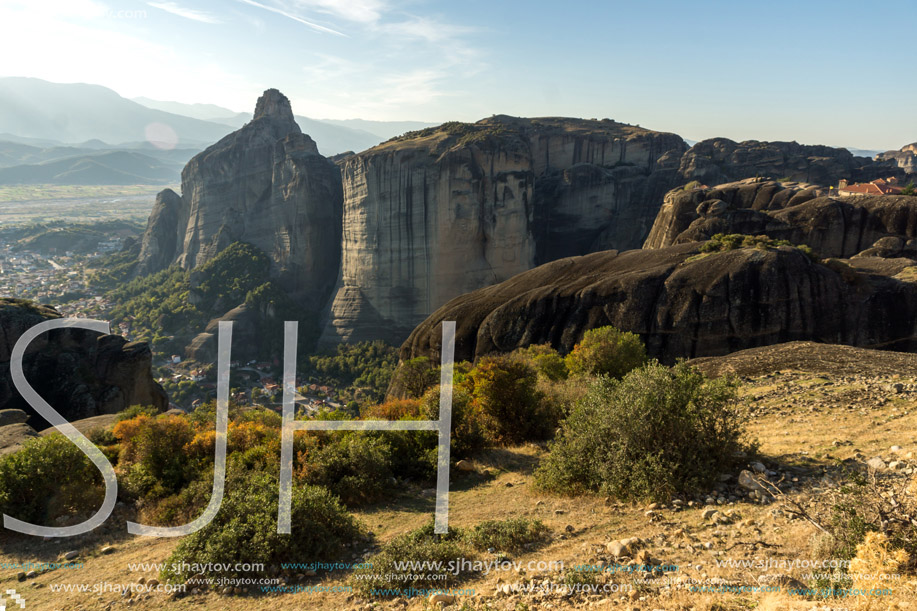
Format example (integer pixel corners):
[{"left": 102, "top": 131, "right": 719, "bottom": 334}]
[{"left": 4, "top": 343, "right": 917, "bottom": 610}]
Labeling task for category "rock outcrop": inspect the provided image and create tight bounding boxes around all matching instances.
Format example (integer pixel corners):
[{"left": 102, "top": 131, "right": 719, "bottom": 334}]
[
  {"left": 136, "top": 188, "right": 185, "bottom": 276},
  {"left": 137, "top": 89, "right": 343, "bottom": 308},
  {"left": 400, "top": 242, "right": 917, "bottom": 364},
  {"left": 677, "top": 138, "right": 902, "bottom": 186},
  {"left": 323, "top": 116, "right": 687, "bottom": 343},
  {"left": 0, "top": 422, "right": 38, "bottom": 456},
  {"left": 877, "top": 143, "right": 917, "bottom": 175},
  {"left": 133, "top": 94, "right": 908, "bottom": 350},
  {"left": 643, "top": 178, "right": 917, "bottom": 257},
  {"left": 0, "top": 299, "right": 167, "bottom": 429}
]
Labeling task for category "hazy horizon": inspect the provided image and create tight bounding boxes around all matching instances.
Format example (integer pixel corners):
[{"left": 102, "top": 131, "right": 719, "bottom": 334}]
[{"left": 2, "top": 0, "right": 915, "bottom": 151}]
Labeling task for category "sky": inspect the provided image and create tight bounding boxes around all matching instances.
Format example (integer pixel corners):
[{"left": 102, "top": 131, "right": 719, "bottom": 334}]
[{"left": 1, "top": 0, "right": 915, "bottom": 150}]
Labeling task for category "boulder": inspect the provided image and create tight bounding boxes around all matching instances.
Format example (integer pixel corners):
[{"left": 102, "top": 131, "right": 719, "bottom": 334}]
[
  {"left": 0, "top": 299, "right": 166, "bottom": 429},
  {"left": 400, "top": 241, "right": 917, "bottom": 364},
  {"left": 0, "top": 409, "right": 28, "bottom": 427},
  {"left": 0, "top": 422, "right": 38, "bottom": 455},
  {"left": 737, "top": 470, "right": 767, "bottom": 492},
  {"left": 867, "top": 457, "right": 888, "bottom": 471}
]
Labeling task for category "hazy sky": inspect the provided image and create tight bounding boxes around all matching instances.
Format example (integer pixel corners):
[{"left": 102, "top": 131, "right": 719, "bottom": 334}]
[{"left": 2, "top": 0, "right": 914, "bottom": 150}]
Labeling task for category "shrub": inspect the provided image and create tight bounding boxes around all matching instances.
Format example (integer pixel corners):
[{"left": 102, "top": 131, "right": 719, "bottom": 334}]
[
  {"left": 361, "top": 398, "right": 422, "bottom": 420},
  {"left": 390, "top": 356, "right": 440, "bottom": 399},
  {"left": 88, "top": 426, "right": 118, "bottom": 447},
  {"left": 114, "top": 415, "right": 198, "bottom": 498},
  {"left": 564, "top": 326, "right": 646, "bottom": 379},
  {"left": 296, "top": 435, "right": 395, "bottom": 506},
  {"left": 465, "top": 518, "right": 551, "bottom": 553},
  {"left": 420, "top": 386, "right": 489, "bottom": 459},
  {"left": 162, "top": 469, "right": 363, "bottom": 583},
  {"left": 393, "top": 357, "right": 438, "bottom": 398},
  {"left": 139, "top": 475, "right": 213, "bottom": 527},
  {"left": 115, "top": 404, "right": 162, "bottom": 422},
  {"left": 849, "top": 532, "right": 909, "bottom": 584},
  {"left": 817, "top": 468, "right": 917, "bottom": 563},
  {"left": 238, "top": 407, "right": 282, "bottom": 428},
  {"left": 465, "top": 355, "right": 554, "bottom": 445},
  {"left": 350, "top": 521, "right": 472, "bottom": 596},
  {"left": 535, "top": 361, "right": 748, "bottom": 501},
  {"left": 699, "top": 233, "right": 819, "bottom": 262},
  {"left": 0, "top": 434, "right": 104, "bottom": 525},
  {"left": 517, "top": 344, "right": 568, "bottom": 381}
]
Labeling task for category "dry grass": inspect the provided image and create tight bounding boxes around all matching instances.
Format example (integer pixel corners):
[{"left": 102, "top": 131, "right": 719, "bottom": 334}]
[{"left": 4, "top": 362, "right": 917, "bottom": 610}]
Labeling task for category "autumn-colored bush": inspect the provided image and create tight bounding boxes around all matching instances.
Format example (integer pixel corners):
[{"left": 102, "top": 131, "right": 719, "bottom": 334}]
[
  {"left": 465, "top": 355, "right": 555, "bottom": 445},
  {"left": 296, "top": 434, "right": 395, "bottom": 506},
  {"left": 114, "top": 415, "right": 198, "bottom": 498},
  {"left": 420, "top": 386, "right": 488, "bottom": 459},
  {"left": 361, "top": 398, "right": 422, "bottom": 420}
]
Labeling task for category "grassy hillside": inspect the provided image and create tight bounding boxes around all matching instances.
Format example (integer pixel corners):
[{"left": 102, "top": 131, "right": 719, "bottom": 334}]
[{"left": 2, "top": 341, "right": 915, "bottom": 610}]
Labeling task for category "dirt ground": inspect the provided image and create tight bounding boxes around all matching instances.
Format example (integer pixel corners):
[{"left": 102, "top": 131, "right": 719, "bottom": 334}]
[{"left": 4, "top": 342, "right": 917, "bottom": 611}]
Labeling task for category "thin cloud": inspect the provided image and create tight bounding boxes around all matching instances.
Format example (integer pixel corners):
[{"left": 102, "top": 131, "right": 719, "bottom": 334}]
[
  {"left": 148, "top": 2, "right": 222, "bottom": 24},
  {"left": 236, "top": 0, "right": 346, "bottom": 36},
  {"left": 293, "top": 0, "right": 384, "bottom": 24},
  {"left": 379, "top": 16, "right": 477, "bottom": 44}
]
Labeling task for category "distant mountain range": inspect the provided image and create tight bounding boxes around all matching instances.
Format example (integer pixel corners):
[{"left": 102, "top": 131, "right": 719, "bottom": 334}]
[
  {"left": 0, "top": 77, "right": 233, "bottom": 147},
  {"left": 131, "top": 96, "right": 434, "bottom": 155},
  {"left": 0, "top": 78, "right": 436, "bottom": 185},
  {"left": 0, "top": 148, "right": 185, "bottom": 185},
  {"left": 0, "top": 77, "right": 897, "bottom": 187}
]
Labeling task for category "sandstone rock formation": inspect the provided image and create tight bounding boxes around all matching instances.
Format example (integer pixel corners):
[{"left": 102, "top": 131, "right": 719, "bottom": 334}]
[
  {"left": 400, "top": 242, "right": 917, "bottom": 364},
  {"left": 677, "top": 138, "right": 902, "bottom": 186},
  {"left": 644, "top": 178, "right": 917, "bottom": 257},
  {"left": 0, "top": 422, "right": 38, "bottom": 456},
  {"left": 0, "top": 299, "right": 167, "bottom": 429},
  {"left": 137, "top": 89, "right": 343, "bottom": 308},
  {"left": 877, "top": 143, "right": 917, "bottom": 175},
  {"left": 133, "top": 94, "right": 907, "bottom": 350},
  {"left": 136, "top": 188, "right": 184, "bottom": 276},
  {"left": 323, "top": 116, "right": 687, "bottom": 344}
]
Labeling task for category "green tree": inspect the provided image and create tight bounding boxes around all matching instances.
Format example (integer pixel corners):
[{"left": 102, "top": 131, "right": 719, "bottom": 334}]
[
  {"left": 535, "top": 361, "right": 749, "bottom": 501},
  {"left": 465, "top": 355, "right": 555, "bottom": 445},
  {"left": 564, "top": 325, "right": 647, "bottom": 378},
  {"left": 391, "top": 356, "right": 439, "bottom": 399}
]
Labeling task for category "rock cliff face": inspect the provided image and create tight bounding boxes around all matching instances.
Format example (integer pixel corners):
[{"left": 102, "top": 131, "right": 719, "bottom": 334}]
[
  {"left": 877, "top": 143, "right": 917, "bottom": 175},
  {"left": 644, "top": 178, "right": 917, "bottom": 257},
  {"left": 677, "top": 138, "right": 902, "bottom": 186},
  {"left": 400, "top": 242, "right": 917, "bottom": 364},
  {"left": 136, "top": 188, "right": 184, "bottom": 276},
  {"left": 134, "top": 95, "right": 908, "bottom": 350},
  {"left": 323, "top": 117, "right": 687, "bottom": 343},
  {"left": 0, "top": 299, "right": 167, "bottom": 429},
  {"left": 137, "top": 89, "right": 343, "bottom": 307}
]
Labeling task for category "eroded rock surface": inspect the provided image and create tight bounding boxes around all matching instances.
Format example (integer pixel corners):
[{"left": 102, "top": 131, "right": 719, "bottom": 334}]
[
  {"left": 400, "top": 243, "right": 917, "bottom": 363},
  {"left": 137, "top": 89, "right": 343, "bottom": 309},
  {"left": 0, "top": 299, "right": 167, "bottom": 429},
  {"left": 324, "top": 116, "right": 687, "bottom": 343},
  {"left": 644, "top": 178, "right": 917, "bottom": 258}
]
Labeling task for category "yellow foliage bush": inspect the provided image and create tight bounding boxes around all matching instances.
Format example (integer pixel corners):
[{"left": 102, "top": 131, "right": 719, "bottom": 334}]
[{"left": 849, "top": 532, "right": 909, "bottom": 583}]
